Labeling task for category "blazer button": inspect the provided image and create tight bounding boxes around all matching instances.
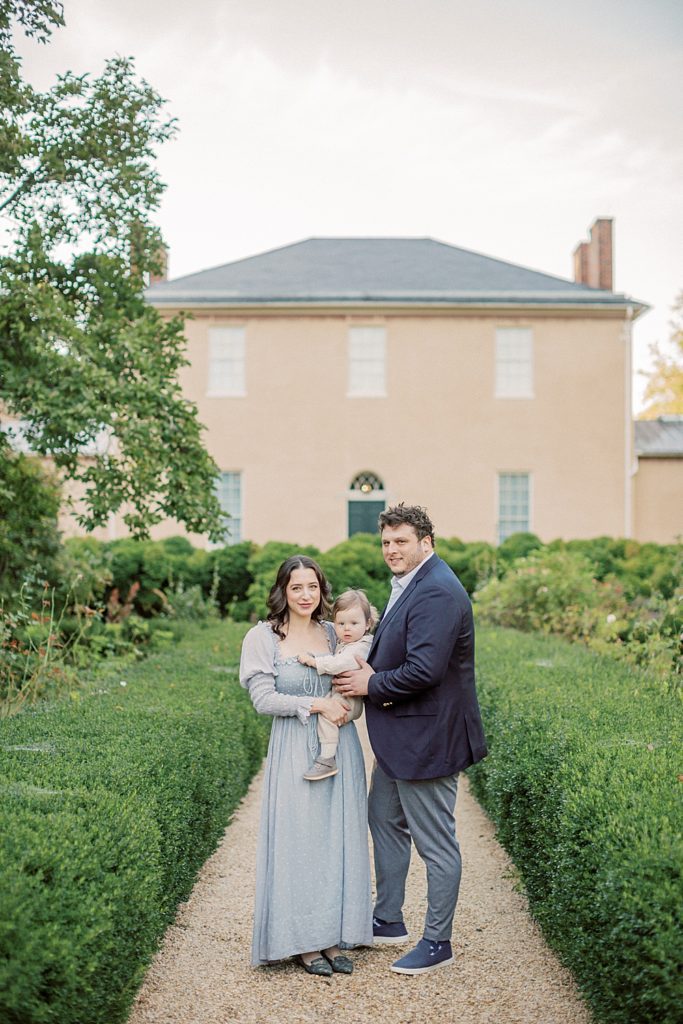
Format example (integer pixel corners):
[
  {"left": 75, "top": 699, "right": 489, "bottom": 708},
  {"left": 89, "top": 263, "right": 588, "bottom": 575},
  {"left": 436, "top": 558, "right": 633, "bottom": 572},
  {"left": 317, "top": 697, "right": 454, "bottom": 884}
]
[{"left": 382, "top": 702, "right": 393, "bottom": 707}]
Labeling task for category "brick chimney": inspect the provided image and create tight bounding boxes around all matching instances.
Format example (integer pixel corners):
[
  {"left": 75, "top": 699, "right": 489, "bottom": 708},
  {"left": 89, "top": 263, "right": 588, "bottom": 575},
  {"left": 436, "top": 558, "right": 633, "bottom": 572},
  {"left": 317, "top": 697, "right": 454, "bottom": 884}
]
[{"left": 573, "top": 218, "right": 613, "bottom": 291}]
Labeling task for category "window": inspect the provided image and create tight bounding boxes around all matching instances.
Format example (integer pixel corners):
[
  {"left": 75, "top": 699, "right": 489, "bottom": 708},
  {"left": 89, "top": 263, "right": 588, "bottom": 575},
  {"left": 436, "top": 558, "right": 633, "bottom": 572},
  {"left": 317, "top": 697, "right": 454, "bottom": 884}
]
[
  {"left": 216, "top": 471, "right": 242, "bottom": 544},
  {"left": 1, "top": 419, "right": 111, "bottom": 456},
  {"left": 350, "top": 470, "right": 384, "bottom": 494},
  {"left": 495, "top": 327, "right": 533, "bottom": 398},
  {"left": 1, "top": 418, "right": 33, "bottom": 454},
  {"left": 348, "top": 326, "right": 386, "bottom": 397},
  {"left": 348, "top": 471, "right": 385, "bottom": 536},
  {"left": 498, "top": 472, "right": 530, "bottom": 542},
  {"left": 208, "top": 326, "right": 245, "bottom": 396}
]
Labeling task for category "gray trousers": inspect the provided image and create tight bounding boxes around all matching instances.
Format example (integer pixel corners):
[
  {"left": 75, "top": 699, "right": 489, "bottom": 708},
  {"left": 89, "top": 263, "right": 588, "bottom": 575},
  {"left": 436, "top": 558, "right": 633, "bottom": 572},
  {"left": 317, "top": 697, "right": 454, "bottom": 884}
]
[{"left": 368, "top": 761, "right": 461, "bottom": 942}]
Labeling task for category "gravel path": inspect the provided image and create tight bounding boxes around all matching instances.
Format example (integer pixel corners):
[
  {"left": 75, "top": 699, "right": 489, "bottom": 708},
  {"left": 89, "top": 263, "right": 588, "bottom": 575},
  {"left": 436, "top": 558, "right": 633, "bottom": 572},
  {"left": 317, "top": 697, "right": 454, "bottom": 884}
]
[{"left": 129, "top": 720, "right": 592, "bottom": 1024}]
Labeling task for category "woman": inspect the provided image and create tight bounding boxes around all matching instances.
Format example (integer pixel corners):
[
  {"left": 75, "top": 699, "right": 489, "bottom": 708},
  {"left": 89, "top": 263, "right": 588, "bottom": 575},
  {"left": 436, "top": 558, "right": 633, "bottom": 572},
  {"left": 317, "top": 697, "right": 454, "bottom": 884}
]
[{"left": 239, "top": 556, "right": 373, "bottom": 975}]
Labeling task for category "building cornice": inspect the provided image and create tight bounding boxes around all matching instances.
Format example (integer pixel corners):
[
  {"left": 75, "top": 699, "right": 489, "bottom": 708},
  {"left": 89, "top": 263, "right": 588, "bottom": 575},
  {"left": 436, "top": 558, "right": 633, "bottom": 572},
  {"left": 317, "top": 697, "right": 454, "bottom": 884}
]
[
  {"left": 635, "top": 451, "right": 683, "bottom": 459},
  {"left": 147, "top": 298, "right": 648, "bottom": 320}
]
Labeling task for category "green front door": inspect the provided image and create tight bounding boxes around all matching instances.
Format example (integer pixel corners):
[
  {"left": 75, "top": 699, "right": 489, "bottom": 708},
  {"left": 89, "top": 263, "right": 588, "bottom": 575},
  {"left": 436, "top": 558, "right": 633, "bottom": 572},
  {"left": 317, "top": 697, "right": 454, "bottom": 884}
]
[{"left": 348, "top": 500, "right": 384, "bottom": 537}]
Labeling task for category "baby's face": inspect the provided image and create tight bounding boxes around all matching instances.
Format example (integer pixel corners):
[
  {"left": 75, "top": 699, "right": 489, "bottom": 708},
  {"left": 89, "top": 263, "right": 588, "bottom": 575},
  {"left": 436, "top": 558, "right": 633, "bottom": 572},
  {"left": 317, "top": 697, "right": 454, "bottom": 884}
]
[{"left": 334, "top": 605, "right": 368, "bottom": 645}]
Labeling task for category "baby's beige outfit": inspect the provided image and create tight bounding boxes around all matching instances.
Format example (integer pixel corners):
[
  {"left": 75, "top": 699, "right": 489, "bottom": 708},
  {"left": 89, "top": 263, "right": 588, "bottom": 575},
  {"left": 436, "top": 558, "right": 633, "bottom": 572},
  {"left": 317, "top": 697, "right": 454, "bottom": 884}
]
[{"left": 313, "top": 634, "right": 372, "bottom": 756}]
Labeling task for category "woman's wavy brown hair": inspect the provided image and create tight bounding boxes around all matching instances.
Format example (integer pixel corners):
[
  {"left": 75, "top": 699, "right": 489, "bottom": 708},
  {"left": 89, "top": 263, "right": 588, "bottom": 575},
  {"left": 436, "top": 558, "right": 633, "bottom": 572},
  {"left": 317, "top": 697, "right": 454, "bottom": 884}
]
[{"left": 267, "top": 556, "right": 333, "bottom": 639}]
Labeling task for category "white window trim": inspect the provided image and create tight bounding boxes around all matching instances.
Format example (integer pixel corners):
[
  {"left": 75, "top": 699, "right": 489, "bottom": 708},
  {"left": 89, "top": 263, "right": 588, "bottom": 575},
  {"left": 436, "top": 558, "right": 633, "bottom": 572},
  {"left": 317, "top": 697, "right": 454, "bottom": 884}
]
[
  {"left": 494, "top": 326, "right": 534, "bottom": 400},
  {"left": 207, "top": 325, "right": 246, "bottom": 398},
  {"left": 495, "top": 471, "right": 533, "bottom": 544},
  {"left": 347, "top": 325, "right": 387, "bottom": 398}
]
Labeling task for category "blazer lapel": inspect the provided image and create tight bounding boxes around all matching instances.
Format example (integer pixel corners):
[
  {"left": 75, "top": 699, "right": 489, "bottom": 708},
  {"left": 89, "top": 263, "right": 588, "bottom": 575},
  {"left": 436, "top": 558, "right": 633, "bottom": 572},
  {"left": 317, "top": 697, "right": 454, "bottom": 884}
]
[{"left": 369, "top": 555, "right": 440, "bottom": 658}]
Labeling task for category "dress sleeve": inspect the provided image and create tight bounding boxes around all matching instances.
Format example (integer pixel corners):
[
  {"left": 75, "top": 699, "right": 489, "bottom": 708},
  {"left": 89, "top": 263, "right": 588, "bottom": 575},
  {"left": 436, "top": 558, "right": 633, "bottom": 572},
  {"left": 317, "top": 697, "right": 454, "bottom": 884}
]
[{"left": 239, "top": 623, "right": 314, "bottom": 725}]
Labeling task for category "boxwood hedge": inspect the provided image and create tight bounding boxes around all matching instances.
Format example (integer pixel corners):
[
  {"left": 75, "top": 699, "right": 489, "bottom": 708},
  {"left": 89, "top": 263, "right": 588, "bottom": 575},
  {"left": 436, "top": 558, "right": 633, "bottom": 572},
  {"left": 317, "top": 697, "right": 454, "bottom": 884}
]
[
  {"left": 469, "top": 627, "right": 682, "bottom": 1024},
  {"left": 0, "top": 621, "right": 264, "bottom": 1024}
]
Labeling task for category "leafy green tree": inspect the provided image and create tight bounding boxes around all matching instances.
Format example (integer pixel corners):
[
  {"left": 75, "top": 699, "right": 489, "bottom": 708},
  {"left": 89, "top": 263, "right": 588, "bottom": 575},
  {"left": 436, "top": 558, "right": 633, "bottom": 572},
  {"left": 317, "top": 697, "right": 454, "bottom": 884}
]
[
  {"left": 0, "top": 0, "right": 225, "bottom": 540},
  {"left": 640, "top": 292, "right": 683, "bottom": 419}
]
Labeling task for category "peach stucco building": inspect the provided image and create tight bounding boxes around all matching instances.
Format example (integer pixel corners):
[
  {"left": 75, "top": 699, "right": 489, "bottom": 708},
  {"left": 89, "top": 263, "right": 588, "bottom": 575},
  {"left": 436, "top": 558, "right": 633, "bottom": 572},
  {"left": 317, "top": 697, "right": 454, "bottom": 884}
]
[
  {"left": 633, "top": 417, "right": 683, "bottom": 544},
  {"left": 122, "top": 218, "right": 681, "bottom": 550}
]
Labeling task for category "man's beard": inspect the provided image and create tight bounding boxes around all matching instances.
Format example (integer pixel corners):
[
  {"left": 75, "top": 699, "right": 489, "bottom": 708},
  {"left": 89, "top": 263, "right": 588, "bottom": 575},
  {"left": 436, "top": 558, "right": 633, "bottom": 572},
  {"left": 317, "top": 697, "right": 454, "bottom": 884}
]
[{"left": 391, "top": 550, "right": 426, "bottom": 577}]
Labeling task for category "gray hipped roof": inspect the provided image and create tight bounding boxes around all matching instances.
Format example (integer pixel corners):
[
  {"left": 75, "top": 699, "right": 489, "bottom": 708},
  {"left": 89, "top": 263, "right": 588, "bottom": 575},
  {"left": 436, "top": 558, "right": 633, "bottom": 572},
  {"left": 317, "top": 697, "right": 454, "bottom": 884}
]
[
  {"left": 145, "top": 237, "right": 647, "bottom": 312},
  {"left": 635, "top": 417, "right": 683, "bottom": 457}
]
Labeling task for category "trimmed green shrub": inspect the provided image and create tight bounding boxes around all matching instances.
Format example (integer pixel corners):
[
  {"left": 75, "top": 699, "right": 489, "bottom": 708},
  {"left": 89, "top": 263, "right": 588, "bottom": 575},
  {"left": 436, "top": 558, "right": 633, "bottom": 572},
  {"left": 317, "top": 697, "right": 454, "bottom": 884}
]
[
  {"left": 0, "top": 452, "right": 62, "bottom": 606},
  {"left": 437, "top": 539, "right": 497, "bottom": 595},
  {"left": 0, "top": 790, "right": 163, "bottom": 1024},
  {"left": 547, "top": 535, "right": 634, "bottom": 579},
  {"left": 497, "top": 531, "right": 544, "bottom": 565},
  {"left": 58, "top": 537, "right": 253, "bottom": 621},
  {"left": 549, "top": 536, "right": 682, "bottom": 601},
  {"left": 469, "top": 628, "right": 682, "bottom": 1024},
  {"left": 0, "top": 621, "right": 267, "bottom": 1024},
  {"left": 474, "top": 548, "right": 682, "bottom": 684},
  {"left": 158, "top": 538, "right": 212, "bottom": 592},
  {"left": 319, "top": 533, "right": 389, "bottom": 612},
  {"left": 474, "top": 548, "right": 602, "bottom": 636},
  {"left": 158, "top": 536, "right": 195, "bottom": 557},
  {"left": 103, "top": 538, "right": 212, "bottom": 618},
  {"left": 208, "top": 541, "right": 255, "bottom": 617}
]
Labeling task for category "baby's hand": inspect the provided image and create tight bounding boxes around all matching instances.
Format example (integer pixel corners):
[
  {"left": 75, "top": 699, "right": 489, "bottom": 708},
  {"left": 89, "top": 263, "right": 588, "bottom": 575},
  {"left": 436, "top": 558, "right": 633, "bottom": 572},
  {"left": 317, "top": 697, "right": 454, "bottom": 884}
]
[{"left": 298, "top": 653, "right": 316, "bottom": 667}]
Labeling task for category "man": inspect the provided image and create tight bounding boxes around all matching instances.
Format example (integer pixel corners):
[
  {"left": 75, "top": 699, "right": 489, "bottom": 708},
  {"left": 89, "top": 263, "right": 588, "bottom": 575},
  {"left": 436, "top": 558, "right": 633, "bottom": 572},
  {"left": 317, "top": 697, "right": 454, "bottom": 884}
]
[{"left": 336, "top": 503, "right": 487, "bottom": 975}]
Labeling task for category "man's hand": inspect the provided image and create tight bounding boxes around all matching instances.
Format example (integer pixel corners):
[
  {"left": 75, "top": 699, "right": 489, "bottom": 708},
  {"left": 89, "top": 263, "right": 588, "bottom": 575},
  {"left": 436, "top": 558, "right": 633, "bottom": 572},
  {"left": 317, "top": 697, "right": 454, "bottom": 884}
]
[{"left": 334, "top": 657, "right": 373, "bottom": 698}]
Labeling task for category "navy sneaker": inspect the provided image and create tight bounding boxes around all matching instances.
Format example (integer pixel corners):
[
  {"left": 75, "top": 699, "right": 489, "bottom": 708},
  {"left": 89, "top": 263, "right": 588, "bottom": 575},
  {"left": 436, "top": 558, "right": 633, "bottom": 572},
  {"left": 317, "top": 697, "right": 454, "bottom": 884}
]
[
  {"left": 372, "top": 915, "right": 409, "bottom": 945},
  {"left": 390, "top": 938, "right": 454, "bottom": 974}
]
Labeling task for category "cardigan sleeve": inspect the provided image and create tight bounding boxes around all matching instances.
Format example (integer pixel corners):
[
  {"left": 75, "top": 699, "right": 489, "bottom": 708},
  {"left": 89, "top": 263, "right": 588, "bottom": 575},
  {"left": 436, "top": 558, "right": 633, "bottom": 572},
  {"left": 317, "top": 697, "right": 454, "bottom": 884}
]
[{"left": 239, "top": 622, "right": 314, "bottom": 725}]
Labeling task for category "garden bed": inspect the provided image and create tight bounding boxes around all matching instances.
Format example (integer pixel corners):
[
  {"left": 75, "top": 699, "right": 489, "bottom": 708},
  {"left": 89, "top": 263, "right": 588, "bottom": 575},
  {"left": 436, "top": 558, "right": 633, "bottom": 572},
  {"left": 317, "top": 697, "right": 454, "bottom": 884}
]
[
  {"left": 2, "top": 617, "right": 680, "bottom": 1024},
  {"left": 469, "top": 627, "right": 682, "bottom": 1024},
  {"left": 0, "top": 620, "right": 263, "bottom": 1024}
]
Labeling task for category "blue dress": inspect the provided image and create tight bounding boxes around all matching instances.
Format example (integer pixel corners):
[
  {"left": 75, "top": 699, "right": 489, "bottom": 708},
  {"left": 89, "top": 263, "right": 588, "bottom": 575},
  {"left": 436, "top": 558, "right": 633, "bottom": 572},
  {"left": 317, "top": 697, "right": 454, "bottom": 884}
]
[{"left": 243, "top": 622, "right": 373, "bottom": 965}]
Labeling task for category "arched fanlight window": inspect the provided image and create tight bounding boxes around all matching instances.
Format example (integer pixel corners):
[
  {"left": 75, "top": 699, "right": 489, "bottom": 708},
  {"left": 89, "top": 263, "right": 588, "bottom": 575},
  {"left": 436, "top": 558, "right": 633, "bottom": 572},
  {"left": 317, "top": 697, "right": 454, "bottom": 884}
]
[{"left": 350, "top": 471, "right": 385, "bottom": 494}]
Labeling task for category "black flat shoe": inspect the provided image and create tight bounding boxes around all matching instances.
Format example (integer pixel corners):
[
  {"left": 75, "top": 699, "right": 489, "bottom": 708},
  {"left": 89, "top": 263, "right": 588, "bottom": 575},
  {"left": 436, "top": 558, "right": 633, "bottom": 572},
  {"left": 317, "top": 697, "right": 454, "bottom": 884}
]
[
  {"left": 298, "top": 955, "right": 333, "bottom": 976},
  {"left": 323, "top": 952, "right": 354, "bottom": 974}
]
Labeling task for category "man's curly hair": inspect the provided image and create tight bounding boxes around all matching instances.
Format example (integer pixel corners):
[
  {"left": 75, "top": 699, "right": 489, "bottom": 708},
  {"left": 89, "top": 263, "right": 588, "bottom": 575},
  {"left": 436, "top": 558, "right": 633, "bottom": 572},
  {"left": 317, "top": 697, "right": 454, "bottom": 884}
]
[{"left": 378, "top": 503, "right": 435, "bottom": 544}]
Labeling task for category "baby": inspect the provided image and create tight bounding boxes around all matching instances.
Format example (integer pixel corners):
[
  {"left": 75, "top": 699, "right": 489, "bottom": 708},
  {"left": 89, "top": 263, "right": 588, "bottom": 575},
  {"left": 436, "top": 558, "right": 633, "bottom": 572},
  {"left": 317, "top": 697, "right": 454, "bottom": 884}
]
[{"left": 299, "top": 589, "right": 377, "bottom": 781}]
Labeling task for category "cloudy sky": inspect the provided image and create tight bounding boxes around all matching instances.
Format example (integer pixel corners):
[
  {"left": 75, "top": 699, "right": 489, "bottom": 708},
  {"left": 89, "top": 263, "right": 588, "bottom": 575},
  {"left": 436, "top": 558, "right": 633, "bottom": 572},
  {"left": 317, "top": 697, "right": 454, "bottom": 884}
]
[{"left": 15, "top": 0, "right": 683, "bottom": 410}]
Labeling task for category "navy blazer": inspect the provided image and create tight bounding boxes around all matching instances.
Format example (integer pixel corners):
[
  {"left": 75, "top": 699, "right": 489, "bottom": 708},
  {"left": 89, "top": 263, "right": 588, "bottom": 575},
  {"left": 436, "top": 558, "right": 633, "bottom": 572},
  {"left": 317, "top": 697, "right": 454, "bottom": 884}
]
[{"left": 366, "top": 554, "right": 487, "bottom": 781}]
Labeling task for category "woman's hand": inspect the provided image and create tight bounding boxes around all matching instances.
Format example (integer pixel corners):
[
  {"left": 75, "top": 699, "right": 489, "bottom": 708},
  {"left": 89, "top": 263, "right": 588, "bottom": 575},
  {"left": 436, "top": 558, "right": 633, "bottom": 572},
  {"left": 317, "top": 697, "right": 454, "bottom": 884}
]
[
  {"left": 298, "top": 653, "right": 316, "bottom": 667},
  {"left": 312, "top": 698, "right": 350, "bottom": 727}
]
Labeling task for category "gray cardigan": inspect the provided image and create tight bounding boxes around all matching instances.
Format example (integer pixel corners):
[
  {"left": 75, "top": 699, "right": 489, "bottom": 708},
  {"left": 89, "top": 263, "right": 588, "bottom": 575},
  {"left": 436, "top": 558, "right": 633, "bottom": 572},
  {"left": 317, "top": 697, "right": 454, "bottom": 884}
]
[{"left": 239, "top": 621, "right": 336, "bottom": 725}]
